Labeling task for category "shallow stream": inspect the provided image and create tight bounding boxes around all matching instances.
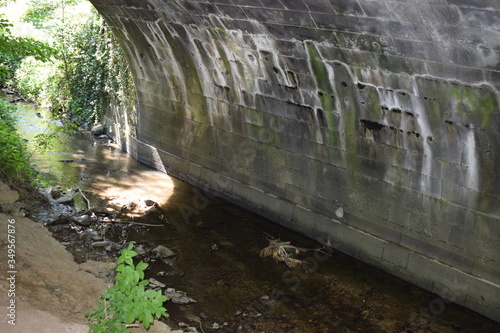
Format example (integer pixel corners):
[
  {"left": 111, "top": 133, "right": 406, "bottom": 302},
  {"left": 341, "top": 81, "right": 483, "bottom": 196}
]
[{"left": 7, "top": 94, "right": 500, "bottom": 332}]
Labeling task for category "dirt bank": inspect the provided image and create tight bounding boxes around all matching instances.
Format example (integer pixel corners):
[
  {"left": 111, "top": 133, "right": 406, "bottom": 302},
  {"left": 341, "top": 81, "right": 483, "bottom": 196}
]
[{"left": 0, "top": 181, "right": 181, "bottom": 333}]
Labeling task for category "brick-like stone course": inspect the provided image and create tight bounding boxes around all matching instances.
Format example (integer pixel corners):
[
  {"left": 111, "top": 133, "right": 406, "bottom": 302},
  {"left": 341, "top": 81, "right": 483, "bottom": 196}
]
[{"left": 92, "top": 0, "right": 500, "bottom": 323}]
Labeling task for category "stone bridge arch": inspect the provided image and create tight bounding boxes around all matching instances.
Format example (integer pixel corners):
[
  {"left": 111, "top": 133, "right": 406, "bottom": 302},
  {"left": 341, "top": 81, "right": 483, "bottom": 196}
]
[{"left": 89, "top": 0, "right": 500, "bottom": 322}]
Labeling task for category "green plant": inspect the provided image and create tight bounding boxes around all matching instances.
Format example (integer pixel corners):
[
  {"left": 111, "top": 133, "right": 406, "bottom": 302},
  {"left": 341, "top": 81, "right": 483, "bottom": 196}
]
[
  {"left": 0, "top": 13, "right": 55, "bottom": 86},
  {"left": 0, "top": 99, "right": 39, "bottom": 188},
  {"left": 86, "top": 242, "right": 168, "bottom": 333}
]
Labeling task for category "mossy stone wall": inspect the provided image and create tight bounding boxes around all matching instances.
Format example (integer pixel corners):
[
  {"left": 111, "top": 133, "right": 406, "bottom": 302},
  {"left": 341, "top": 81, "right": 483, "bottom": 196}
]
[{"left": 90, "top": 0, "right": 500, "bottom": 322}]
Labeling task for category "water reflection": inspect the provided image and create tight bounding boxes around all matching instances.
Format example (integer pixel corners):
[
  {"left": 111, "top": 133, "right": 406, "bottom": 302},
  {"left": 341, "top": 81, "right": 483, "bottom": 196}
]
[{"left": 10, "top": 100, "right": 176, "bottom": 211}]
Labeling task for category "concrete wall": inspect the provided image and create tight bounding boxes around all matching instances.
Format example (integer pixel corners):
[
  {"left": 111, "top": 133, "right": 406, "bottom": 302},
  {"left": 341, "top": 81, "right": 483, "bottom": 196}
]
[{"left": 90, "top": 0, "right": 500, "bottom": 321}]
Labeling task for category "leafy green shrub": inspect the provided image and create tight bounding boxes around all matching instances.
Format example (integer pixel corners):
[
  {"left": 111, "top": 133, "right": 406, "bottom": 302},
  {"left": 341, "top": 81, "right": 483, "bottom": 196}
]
[
  {"left": 0, "top": 14, "right": 54, "bottom": 87},
  {"left": 0, "top": 99, "right": 39, "bottom": 188},
  {"left": 14, "top": 56, "right": 58, "bottom": 103},
  {"left": 86, "top": 242, "right": 168, "bottom": 333}
]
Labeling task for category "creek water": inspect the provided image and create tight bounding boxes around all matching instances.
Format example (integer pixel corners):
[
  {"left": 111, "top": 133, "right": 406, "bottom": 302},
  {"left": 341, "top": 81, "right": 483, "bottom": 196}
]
[{"left": 7, "top": 95, "right": 500, "bottom": 332}]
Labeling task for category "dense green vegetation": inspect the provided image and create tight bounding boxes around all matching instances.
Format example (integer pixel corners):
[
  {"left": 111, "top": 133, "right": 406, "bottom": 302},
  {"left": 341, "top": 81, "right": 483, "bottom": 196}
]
[
  {"left": 0, "top": 99, "right": 39, "bottom": 189},
  {"left": 0, "top": 0, "right": 135, "bottom": 189},
  {"left": 1, "top": 0, "right": 135, "bottom": 123}
]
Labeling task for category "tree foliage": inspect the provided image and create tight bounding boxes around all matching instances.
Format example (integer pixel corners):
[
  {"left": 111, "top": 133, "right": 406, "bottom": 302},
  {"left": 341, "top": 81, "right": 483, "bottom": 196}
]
[
  {"left": 0, "top": 14, "right": 54, "bottom": 85},
  {"left": 3, "top": 0, "right": 135, "bottom": 124}
]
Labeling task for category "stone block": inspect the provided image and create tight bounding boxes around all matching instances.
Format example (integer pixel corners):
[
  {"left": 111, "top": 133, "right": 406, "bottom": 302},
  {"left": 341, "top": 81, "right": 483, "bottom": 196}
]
[
  {"left": 442, "top": 181, "right": 481, "bottom": 210},
  {"left": 386, "top": 2, "right": 423, "bottom": 23},
  {"left": 359, "top": 1, "right": 391, "bottom": 19},
  {"left": 302, "top": 0, "right": 335, "bottom": 13},
  {"left": 245, "top": 7, "right": 315, "bottom": 27},
  {"left": 402, "top": 231, "right": 475, "bottom": 274},
  {"left": 279, "top": 0, "right": 309, "bottom": 11},
  {"left": 419, "top": 4, "right": 461, "bottom": 27},
  {"left": 348, "top": 207, "right": 403, "bottom": 244},
  {"left": 382, "top": 242, "right": 409, "bottom": 268},
  {"left": 473, "top": 213, "right": 500, "bottom": 240},
  {"left": 447, "top": 0, "right": 500, "bottom": 10},
  {"left": 465, "top": 295, "right": 500, "bottom": 324},
  {"left": 472, "top": 257, "right": 500, "bottom": 285},
  {"left": 328, "top": 0, "right": 364, "bottom": 16}
]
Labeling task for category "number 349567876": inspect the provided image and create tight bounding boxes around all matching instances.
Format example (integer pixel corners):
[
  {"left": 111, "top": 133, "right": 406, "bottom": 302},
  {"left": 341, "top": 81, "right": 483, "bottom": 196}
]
[{"left": 7, "top": 219, "right": 16, "bottom": 266}]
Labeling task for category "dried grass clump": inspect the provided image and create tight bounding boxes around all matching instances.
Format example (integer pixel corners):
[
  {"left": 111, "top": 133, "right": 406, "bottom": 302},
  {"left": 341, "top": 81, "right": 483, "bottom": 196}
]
[{"left": 260, "top": 239, "right": 307, "bottom": 268}]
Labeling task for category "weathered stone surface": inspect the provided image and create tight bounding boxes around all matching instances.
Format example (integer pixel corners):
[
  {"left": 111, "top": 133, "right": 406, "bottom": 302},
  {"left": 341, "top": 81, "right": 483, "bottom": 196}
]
[{"left": 90, "top": 0, "right": 500, "bottom": 322}]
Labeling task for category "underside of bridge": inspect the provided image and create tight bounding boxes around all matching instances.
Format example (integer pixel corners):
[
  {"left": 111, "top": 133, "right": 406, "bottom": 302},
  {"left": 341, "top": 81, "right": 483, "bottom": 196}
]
[{"left": 89, "top": 0, "right": 500, "bottom": 322}]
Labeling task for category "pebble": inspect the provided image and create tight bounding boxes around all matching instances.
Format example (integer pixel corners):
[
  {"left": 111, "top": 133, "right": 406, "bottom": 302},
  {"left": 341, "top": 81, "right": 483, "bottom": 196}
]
[
  {"left": 55, "top": 195, "right": 74, "bottom": 206},
  {"left": 164, "top": 288, "right": 197, "bottom": 304},
  {"left": 144, "top": 199, "right": 157, "bottom": 207},
  {"left": 154, "top": 245, "right": 176, "bottom": 258},
  {"left": 91, "top": 240, "right": 111, "bottom": 247},
  {"left": 135, "top": 246, "right": 146, "bottom": 255},
  {"left": 73, "top": 214, "right": 92, "bottom": 226},
  {"left": 149, "top": 278, "right": 166, "bottom": 289},
  {"left": 50, "top": 188, "right": 62, "bottom": 199}
]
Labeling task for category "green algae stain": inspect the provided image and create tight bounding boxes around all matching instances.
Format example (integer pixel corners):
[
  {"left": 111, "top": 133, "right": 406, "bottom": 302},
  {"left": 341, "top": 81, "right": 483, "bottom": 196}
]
[
  {"left": 306, "top": 42, "right": 336, "bottom": 129},
  {"left": 450, "top": 83, "right": 498, "bottom": 129}
]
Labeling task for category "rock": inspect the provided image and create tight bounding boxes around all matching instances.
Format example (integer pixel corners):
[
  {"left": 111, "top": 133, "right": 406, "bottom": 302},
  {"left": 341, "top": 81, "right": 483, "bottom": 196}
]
[
  {"left": 144, "top": 199, "right": 158, "bottom": 207},
  {"left": 145, "top": 206, "right": 160, "bottom": 215},
  {"left": 56, "top": 195, "right": 74, "bottom": 206},
  {"left": 210, "top": 244, "right": 218, "bottom": 251},
  {"left": 164, "top": 288, "right": 197, "bottom": 304},
  {"left": 91, "top": 240, "right": 111, "bottom": 248},
  {"left": 260, "top": 295, "right": 270, "bottom": 300},
  {"left": 50, "top": 188, "right": 62, "bottom": 199},
  {"left": 153, "top": 245, "right": 175, "bottom": 258},
  {"left": 46, "top": 215, "right": 72, "bottom": 226},
  {"left": 91, "top": 207, "right": 115, "bottom": 216},
  {"left": 135, "top": 245, "right": 146, "bottom": 255},
  {"left": 91, "top": 124, "right": 106, "bottom": 136},
  {"left": 73, "top": 215, "right": 92, "bottom": 226},
  {"left": 149, "top": 278, "right": 166, "bottom": 289}
]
